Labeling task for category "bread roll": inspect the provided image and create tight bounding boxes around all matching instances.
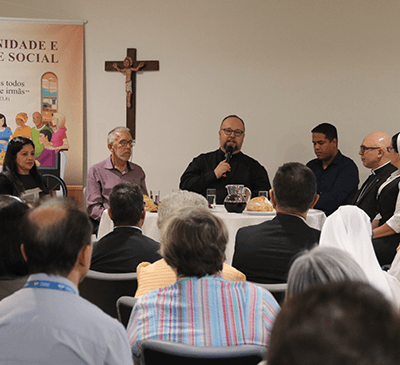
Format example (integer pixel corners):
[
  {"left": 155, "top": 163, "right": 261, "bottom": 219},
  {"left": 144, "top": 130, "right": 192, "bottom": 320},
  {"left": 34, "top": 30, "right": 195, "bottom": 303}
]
[
  {"left": 246, "top": 196, "right": 273, "bottom": 212},
  {"left": 143, "top": 194, "right": 158, "bottom": 212}
]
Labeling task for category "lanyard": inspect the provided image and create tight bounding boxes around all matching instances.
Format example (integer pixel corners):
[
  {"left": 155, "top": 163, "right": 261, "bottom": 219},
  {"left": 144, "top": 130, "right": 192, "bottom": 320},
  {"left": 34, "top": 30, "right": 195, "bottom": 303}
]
[{"left": 23, "top": 280, "right": 76, "bottom": 294}]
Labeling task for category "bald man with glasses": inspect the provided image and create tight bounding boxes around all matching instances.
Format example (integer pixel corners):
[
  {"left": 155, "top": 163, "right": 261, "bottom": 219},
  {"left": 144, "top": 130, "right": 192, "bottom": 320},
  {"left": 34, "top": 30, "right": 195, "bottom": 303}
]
[
  {"left": 353, "top": 132, "right": 397, "bottom": 220},
  {"left": 180, "top": 115, "right": 271, "bottom": 204}
]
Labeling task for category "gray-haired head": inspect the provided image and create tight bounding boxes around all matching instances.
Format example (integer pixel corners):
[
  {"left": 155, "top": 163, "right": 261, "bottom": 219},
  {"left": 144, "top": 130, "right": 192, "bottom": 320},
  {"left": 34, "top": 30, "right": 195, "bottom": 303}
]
[
  {"left": 160, "top": 206, "right": 228, "bottom": 277},
  {"left": 286, "top": 246, "right": 368, "bottom": 299},
  {"left": 157, "top": 190, "right": 208, "bottom": 229},
  {"left": 107, "top": 126, "right": 132, "bottom": 145}
]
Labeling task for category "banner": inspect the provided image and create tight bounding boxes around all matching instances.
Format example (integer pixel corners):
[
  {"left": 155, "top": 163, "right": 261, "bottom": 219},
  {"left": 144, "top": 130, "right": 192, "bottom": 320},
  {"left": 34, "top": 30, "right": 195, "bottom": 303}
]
[{"left": 0, "top": 18, "right": 84, "bottom": 186}]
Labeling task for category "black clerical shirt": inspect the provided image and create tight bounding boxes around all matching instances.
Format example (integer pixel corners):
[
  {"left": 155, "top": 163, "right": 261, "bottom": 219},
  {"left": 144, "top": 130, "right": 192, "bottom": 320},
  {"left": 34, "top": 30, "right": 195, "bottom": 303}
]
[{"left": 179, "top": 149, "right": 271, "bottom": 204}]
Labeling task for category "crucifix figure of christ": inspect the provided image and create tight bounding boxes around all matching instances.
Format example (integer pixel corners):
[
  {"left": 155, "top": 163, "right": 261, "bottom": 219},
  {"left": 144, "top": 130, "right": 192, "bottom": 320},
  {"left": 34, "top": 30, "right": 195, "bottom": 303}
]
[{"left": 105, "top": 48, "right": 159, "bottom": 140}]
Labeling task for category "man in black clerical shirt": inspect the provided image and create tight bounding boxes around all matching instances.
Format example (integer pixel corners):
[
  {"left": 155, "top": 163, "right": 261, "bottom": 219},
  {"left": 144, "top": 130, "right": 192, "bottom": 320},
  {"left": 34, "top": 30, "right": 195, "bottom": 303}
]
[
  {"left": 179, "top": 115, "right": 271, "bottom": 204},
  {"left": 306, "top": 123, "right": 359, "bottom": 216},
  {"left": 353, "top": 132, "right": 397, "bottom": 220}
]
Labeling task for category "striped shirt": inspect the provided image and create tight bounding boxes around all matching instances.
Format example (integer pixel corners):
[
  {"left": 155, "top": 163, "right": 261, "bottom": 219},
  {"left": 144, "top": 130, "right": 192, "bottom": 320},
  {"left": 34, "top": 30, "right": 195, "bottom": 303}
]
[{"left": 127, "top": 275, "right": 280, "bottom": 358}]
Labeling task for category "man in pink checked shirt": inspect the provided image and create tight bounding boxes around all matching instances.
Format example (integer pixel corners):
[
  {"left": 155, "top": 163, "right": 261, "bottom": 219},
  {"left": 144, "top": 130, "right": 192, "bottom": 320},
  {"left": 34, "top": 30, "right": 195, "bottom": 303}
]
[{"left": 86, "top": 126, "right": 148, "bottom": 233}]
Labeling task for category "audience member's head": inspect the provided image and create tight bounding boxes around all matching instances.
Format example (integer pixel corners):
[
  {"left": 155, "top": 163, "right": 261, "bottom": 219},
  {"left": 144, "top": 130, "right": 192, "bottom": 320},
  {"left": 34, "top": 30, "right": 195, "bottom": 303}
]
[
  {"left": 160, "top": 206, "right": 228, "bottom": 277},
  {"left": 109, "top": 182, "right": 144, "bottom": 226},
  {"left": 359, "top": 132, "right": 392, "bottom": 169},
  {"left": 286, "top": 246, "right": 368, "bottom": 298},
  {"left": 268, "top": 281, "right": 400, "bottom": 365},
  {"left": 0, "top": 196, "right": 30, "bottom": 277},
  {"left": 271, "top": 162, "right": 318, "bottom": 214},
  {"left": 21, "top": 197, "right": 92, "bottom": 278},
  {"left": 320, "top": 205, "right": 393, "bottom": 302},
  {"left": 157, "top": 190, "right": 208, "bottom": 228}
]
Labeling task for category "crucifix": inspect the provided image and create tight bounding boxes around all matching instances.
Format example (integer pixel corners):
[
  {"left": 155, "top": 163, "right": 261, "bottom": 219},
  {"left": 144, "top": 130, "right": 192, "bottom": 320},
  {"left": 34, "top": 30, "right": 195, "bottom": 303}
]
[{"left": 105, "top": 48, "right": 159, "bottom": 140}]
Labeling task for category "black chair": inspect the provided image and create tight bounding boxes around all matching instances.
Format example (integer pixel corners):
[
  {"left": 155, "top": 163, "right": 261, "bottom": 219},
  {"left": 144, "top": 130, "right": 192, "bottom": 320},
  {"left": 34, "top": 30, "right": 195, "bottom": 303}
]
[
  {"left": 247, "top": 281, "right": 287, "bottom": 304},
  {"left": 37, "top": 152, "right": 68, "bottom": 196},
  {"left": 116, "top": 295, "right": 138, "bottom": 328},
  {"left": 141, "top": 338, "right": 266, "bottom": 365},
  {"left": 79, "top": 270, "right": 138, "bottom": 319}
]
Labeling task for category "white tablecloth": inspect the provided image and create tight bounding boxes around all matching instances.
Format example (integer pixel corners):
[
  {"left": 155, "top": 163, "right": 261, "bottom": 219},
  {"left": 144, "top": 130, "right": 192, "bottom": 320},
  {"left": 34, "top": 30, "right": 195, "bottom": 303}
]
[{"left": 97, "top": 205, "right": 326, "bottom": 265}]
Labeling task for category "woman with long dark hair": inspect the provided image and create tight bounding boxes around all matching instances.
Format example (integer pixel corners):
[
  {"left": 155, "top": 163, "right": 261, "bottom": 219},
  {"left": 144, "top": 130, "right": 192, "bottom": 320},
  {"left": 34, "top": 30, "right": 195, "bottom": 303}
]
[{"left": 0, "top": 137, "right": 48, "bottom": 197}]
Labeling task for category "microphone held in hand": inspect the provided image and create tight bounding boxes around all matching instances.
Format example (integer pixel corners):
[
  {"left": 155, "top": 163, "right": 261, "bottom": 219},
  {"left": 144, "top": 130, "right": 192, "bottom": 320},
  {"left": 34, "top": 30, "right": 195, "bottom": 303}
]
[{"left": 225, "top": 146, "right": 234, "bottom": 164}]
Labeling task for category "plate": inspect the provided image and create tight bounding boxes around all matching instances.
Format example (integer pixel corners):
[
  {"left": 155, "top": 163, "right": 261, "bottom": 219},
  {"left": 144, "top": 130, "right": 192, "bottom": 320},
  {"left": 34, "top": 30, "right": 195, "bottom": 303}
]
[{"left": 243, "top": 210, "right": 276, "bottom": 216}]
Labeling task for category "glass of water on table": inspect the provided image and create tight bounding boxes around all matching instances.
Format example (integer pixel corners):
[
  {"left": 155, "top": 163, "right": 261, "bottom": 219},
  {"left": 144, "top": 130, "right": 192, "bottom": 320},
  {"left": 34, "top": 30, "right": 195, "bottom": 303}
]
[{"left": 206, "top": 189, "right": 216, "bottom": 208}]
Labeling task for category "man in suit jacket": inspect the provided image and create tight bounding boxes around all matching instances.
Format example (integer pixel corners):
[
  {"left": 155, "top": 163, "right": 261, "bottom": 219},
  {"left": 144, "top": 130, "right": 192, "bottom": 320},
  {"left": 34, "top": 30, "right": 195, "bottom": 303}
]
[
  {"left": 353, "top": 132, "right": 398, "bottom": 220},
  {"left": 232, "top": 162, "right": 321, "bottom": 284},
  {"left": 90, "top": 183, "right": 161, "bottom": 273}
]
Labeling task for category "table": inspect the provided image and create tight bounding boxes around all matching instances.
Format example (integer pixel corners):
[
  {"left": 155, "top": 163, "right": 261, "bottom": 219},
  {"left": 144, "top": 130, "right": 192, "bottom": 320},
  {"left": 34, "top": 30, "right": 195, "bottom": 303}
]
[{"left": 97, "top": 206, "right": 326, "bottom": 265}]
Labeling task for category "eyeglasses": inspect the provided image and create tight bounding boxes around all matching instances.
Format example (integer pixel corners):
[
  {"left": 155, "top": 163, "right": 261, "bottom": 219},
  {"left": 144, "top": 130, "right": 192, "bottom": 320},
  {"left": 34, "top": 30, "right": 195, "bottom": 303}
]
[
  {"left": 387, "top": 146, "right": 395, "bottom": 153},
  {"left": 117, "top": 139, "right": 135, "bottom": 147},
  {"left": 359, "top": 145, "right": 380, "bottom": 154},
  {"left": 220, "top": 128, "right": 244, "bottom": 137}
]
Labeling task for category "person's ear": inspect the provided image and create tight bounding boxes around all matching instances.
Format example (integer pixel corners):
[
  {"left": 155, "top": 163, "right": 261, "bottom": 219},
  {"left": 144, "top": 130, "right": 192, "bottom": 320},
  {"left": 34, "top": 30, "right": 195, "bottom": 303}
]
[
  {"left": 310, "top": 193, "right": 320, "bottom": 209},
  {"left": 108, "top": 209, "right": 112, "bottom": 221},
  {"left": 107, "top": 143, "right": 114, "bottom": 153},
  {"left": 78, "top": 244, "right": 92, "bottom": 269},
  {"left": 270, "top": 189, "right": 277, "bottom": 208},
  {"left": 20, "top": 244, "right": 27, "bottom": 261}
]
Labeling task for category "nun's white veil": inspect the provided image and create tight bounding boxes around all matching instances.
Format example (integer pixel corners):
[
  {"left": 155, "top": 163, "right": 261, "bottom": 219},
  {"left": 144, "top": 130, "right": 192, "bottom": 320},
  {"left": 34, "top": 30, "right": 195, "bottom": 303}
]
[{"left": 320, "top": 205, "right": 393, "bottom": 301}]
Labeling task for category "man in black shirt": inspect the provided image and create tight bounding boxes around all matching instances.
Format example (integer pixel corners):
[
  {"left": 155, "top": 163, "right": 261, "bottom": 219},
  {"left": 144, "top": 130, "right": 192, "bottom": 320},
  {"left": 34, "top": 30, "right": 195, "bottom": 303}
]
[
  {"left": 179, "top": 115, "right": 271, "bottom": 204},
  {"left": 306, "top": 123, "right": 359, "bottom": 216}
]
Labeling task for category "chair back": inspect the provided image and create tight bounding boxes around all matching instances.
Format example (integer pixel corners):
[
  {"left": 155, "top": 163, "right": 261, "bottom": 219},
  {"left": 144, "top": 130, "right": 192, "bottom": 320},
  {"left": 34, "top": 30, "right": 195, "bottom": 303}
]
[
  {"left": 79, "top": 270, "right": 137, "bottom": 318},
  {"left": 116, "top": 295, "right": 138, "bottom": 328},
  {"left": 141, "top": 339, "right": 266, "bottom": 365},
  {"left": 247, "top": 281, "right": 287, "bottom": 303}
]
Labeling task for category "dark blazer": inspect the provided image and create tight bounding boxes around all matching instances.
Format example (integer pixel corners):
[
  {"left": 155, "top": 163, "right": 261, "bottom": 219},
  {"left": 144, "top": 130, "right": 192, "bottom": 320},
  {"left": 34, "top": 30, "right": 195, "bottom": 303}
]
[
  {"left": 90, "top": 226, "right": 161, "bottom": 273},
  {"left": 353, "top": 163, "right": 398, "bottom": 220},
  {"left": 232, "top": 213, "right": 320, "bottom": 284}
]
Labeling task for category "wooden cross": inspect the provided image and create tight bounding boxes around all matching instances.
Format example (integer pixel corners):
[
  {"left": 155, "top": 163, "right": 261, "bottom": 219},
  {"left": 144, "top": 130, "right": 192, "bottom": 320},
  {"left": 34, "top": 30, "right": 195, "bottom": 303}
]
[{"left": 105, "top": 48, "right": 159, "bottom": 140}]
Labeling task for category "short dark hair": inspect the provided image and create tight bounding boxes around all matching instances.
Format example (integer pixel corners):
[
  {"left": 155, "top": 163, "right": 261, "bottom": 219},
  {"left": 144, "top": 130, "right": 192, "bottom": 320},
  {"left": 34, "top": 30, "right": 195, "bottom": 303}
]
[
  {"left": 161, "top": 207, "right": 228, "bottom": 277},
  {"left": 39, "top": 129, "right": 52, "bottom": 141},
  {"left": 220, "top": 115, "right": 245, "bottom": 131},
  {"left": 21, "top": 197, "right": 92, "bottom": 276},
  {"left": 391, "top": 132, "right": 400, "bottom": 154},
  {"left": 0, "top": 196, "right": 30, "bottom": 277},
  {"left": 109, "top": 183, "right": 144, "bottom": 226},
  {"left": 311, "top": 123, "right": 337, "bottom": 141},
  {"left": 273, "top": 162, "right": 317, "bottom": 213},
  {"left": 268, "top": 281, "right": 400, "bottom": 365}
]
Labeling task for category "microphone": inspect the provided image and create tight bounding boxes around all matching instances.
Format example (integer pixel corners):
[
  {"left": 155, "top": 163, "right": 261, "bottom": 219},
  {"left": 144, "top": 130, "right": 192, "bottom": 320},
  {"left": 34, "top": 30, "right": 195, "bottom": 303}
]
[{"left": 225, "top": 146, "right": 233, "bottom": 164}]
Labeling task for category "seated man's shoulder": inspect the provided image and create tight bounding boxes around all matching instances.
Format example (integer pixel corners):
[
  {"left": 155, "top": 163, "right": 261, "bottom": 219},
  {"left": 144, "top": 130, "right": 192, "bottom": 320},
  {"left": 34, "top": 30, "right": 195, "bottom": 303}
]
[
  {"left": 0, "top": 290, "right": 131, "bottom": 363},
  {"left": 127, "top": 160, "right": 145, "bottom": 172},
  {"left": 88, "top": 157, "right": 110, "bottom": 173}
]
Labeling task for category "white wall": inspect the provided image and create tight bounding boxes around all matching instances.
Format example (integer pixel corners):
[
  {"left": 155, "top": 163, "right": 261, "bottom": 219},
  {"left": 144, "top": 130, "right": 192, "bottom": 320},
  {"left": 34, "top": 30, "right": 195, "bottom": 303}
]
[{"left": 2, "top": 0, "right": 400, "bottom": 196}]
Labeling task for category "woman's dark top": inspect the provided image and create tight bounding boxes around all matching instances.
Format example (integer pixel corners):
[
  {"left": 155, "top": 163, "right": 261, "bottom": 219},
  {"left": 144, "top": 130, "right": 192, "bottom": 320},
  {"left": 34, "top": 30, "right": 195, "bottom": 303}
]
[{"left": 0, "top": 171, "right": 48, "bottom": 197}]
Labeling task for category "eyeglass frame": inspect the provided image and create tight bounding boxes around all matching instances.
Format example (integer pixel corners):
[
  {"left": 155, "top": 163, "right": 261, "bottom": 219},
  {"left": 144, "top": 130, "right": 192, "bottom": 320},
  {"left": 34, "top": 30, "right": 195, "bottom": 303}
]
[
  {"left": 115, "top": 139, "right": 136, "bottom": 147},
  {"left": 359, "top": 145, "right": 381, "bottom": 154},
  {"left": 220, "top": 128, "right": 245, "bottom": 137}
]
